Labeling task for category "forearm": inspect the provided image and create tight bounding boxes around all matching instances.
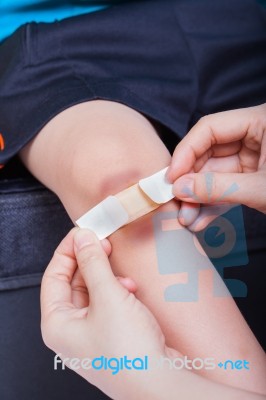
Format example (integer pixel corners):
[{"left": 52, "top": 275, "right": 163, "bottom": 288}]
[
  {"left": 93, "top": 359, "right": 266, "bottom": 400},
  {"left": 133, "top": 368, "right": 266, "bottom": 400},
  {"left": 20, "top": 100, "right": 266, "bottom": 394},
  {"left": 109, "top": 202, "right": 266, "bottom": 391}
]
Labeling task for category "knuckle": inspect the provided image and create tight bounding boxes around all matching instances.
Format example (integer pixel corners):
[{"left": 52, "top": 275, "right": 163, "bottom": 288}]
[
  {"left": 248, "top": 127, "right": 263, "bottom": 148},
  {"left": 196, "top": 116, "right": 208, "bottom": 130},
  {"left": 197, "top": 114, "right": 212, "bottom": 129},
  {"left": 199, "top": 115, "right": 209, "bottom": 125},
  {"left": 211, "top": 174, "right": 219, "bottom": 198},
  {"left": 194, "top": 175, "right": 206, "bottom": 200}
]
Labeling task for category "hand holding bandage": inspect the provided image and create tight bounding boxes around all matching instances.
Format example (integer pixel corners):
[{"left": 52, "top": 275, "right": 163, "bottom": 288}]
[
  {"left": 76, "top": 104, "right": 266, "bottom": 238},
  {"left": 167, "top": 104, "right": 266, "bottom": 230},
  {"left": 40, "top": 228, "right": 181, "bottom": 400}
]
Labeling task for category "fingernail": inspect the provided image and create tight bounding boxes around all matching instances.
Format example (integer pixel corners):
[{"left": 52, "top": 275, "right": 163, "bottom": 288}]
[
  {"left": 178, "top": 209, "right": 189, "bottom": 225},
  {"left": 173, "top": 177, "right": 194, "bottom": 199},
  {"left": 74, "top": 229, "right": 95, "bottom": 250},
  {"left": 179, "top": 208, "right": 196, "bottom": 225}
]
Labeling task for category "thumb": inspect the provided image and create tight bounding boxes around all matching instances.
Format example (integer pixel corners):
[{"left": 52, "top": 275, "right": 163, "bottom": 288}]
[
  {"left": 173, "top": 171, "right": 266, "bottom": 211},
  {"left": 74, "top": 229, "right": 124, "bottom": 302}
]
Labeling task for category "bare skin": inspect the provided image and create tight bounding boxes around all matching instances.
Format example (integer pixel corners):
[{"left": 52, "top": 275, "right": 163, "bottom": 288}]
[
  {"left": 41, "top": 228, "right": 265, "bottom": 400},
  {"left": 20, "top": 100, "right": 266, "bottom": 394}
]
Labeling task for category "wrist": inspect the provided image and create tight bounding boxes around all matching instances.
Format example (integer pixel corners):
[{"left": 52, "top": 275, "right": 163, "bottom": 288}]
[{"left": 102, "top": 352, "right": 185, "bottom": 400}]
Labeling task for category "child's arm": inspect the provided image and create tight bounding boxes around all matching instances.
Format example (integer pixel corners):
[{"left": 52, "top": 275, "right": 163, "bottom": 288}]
[{"left": 20, "top": 100, "right": 266, "bottom": 394}]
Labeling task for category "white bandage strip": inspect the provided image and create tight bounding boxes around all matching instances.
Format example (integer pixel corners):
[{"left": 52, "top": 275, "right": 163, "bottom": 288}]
[
  {"left": 75, "top": 196, "right": 129, "bottom": 240},
  {"left": 139, "top": 167, "right": 174, "bottom": 203},
  {"left": 75, "top": 167, "right": 174, "bottom": 239}
]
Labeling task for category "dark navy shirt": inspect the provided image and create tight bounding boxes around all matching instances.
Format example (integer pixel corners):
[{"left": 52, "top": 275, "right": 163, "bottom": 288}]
[{"left": 0, "top": 0, "right": 265, "bottom": 168}]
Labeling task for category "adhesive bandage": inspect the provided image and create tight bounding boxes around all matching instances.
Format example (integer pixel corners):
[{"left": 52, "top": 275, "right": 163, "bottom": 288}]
[{"left": 75, "top": 167, "right": 174, "bottom": 239}]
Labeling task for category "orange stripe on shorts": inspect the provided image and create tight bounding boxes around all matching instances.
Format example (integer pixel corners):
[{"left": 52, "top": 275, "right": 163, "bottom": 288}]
[
  {"left": 0, "top": 133, "right": 5, "bottom": 151},
  {"left": 0, "top": 134, "right": 5, "bottom": 169}
]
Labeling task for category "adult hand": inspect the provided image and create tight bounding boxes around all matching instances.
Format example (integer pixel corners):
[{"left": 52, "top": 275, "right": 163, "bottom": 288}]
[
  {"left": 40, "top": 228, "right": 265, "bottom": 400},
  {"left": 167, "top": 104, "right": 266, "bottom": 229},
  {"left": 40, "top": 228, "right": 181, "bottom": 400}
]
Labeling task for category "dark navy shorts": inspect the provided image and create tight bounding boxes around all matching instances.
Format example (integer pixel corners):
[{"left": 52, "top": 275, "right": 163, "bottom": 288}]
[{"left": 0, "top": 0, "right": 266, "bottom": 165}]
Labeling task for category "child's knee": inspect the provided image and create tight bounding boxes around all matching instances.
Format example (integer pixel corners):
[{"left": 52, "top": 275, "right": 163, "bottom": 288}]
[
  {"left": 24, "top": 100, "right": 173, "bottom": 220},
  {"left": 58, "top": 102, "right": 172, "bottom": 219}
]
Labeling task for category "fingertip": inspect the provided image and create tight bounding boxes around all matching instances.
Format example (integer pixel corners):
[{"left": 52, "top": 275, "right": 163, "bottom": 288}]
[
  {"left": 101, "top": 238, "right": 112, "bottom": 256},
  {"left": 52, "top": 227, "right": 79, "bottom": 259},
  {"left": 117, "top": 277, "right": 137, "bottom": 293},
  {"left": 166, "top": 165, "right": 175, "bottom": 183},
  {"left": 173, "top": 175, "right": 195, "bottom": 201},
  {"left": 74, "top": 228, "right": 98, "bottom": 253},
  {"left": 124, "top": 278, "right": 137, "bottom": 293},
  {"left": 178, "top": 203, "right": 200, "bottom": 226}
]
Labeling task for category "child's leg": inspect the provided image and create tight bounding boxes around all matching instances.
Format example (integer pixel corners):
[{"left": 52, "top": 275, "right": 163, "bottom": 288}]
[{"left": 20, "top": 100, "right": 266, "bottom": 394}]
